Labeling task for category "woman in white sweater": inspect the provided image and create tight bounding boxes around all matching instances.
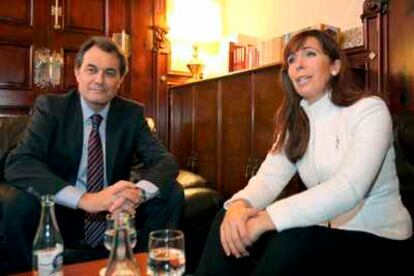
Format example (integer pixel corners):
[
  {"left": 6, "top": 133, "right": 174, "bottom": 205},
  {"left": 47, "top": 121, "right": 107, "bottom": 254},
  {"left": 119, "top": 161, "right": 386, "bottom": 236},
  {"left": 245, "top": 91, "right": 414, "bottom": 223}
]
[{"left": 195, "top": 30, "right": 412, "bottom": 275}]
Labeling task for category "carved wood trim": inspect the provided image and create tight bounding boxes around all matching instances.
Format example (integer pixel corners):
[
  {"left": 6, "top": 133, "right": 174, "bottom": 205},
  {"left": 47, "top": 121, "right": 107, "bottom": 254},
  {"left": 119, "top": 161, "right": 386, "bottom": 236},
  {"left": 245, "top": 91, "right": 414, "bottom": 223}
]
[
  {"left": 361, "top": 0, "right": 388, "bottom": 19},
  {"left": 151, "top": 25, "right": 169, "bottom": 53}
]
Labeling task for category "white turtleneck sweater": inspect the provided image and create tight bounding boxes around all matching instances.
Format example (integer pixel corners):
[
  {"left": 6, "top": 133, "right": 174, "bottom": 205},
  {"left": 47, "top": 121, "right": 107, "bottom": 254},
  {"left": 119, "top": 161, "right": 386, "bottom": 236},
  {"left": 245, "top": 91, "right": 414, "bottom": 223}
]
[{"left": 227, "top": 92, "right": 412, "bottom": 240}]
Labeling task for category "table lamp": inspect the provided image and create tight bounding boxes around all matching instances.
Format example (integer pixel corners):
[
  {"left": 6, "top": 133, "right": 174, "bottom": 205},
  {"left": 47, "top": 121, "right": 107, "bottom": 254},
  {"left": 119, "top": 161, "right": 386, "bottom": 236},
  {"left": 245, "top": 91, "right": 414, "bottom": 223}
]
[
  {"left": 186, "top": 44, "right": 204, "bottom": 80},
  {"left": 168, "top": 0, "right": 222, "bottom": 80}
]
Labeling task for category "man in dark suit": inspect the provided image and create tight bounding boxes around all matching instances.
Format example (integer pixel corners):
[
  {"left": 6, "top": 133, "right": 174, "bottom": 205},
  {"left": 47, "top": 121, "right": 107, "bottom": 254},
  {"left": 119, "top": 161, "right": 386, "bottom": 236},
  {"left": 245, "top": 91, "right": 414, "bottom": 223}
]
[{"left": 4, "top": 36, "right": 183, "bottom": 272}]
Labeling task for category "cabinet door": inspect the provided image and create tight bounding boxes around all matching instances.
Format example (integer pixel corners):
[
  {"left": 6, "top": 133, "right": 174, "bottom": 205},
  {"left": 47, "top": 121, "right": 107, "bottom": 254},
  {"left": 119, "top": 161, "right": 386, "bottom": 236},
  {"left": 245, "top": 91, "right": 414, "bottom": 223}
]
[
  {"left": 0, "top": 0, "right": 44, "bottom": 114},
  {"left": 169, "top": 86, "right": 193, "bottom": 169},
  {"left": 220, "top": 75, "right": 252, "bottom": 198},
  {"left": 252, "top": 67, "right": 283, "bottom": 169},
  {"left": 194, "top": 80, "right": 218, "bottom": 188}
]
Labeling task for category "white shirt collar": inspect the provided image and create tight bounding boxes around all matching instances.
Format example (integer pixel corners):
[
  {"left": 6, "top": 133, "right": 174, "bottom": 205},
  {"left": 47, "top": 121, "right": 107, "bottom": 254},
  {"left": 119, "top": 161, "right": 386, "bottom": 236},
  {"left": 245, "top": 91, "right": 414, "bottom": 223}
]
[
  {"left": 80, "top": 96, "right": 110, "bottom": 122},
  {"left": 300, "top": 89, "right": 333, "bottom": 116}
]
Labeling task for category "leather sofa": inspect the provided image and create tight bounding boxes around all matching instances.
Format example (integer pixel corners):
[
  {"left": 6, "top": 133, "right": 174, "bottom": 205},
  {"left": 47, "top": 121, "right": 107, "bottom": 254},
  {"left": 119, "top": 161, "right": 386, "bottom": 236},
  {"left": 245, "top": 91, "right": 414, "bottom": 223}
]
[
  {"left": 2, "top": 112, "right": 413, "bottom": 273},
  {"left": 0, "top": 116, "right": 223, "bottom": 274}
]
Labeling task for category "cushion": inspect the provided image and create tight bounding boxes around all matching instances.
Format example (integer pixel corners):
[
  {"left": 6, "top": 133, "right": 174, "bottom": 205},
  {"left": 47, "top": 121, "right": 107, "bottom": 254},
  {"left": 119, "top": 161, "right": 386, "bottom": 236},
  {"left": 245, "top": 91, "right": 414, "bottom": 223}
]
[
  {"left": 176, "top": 169, "right": 207, "bottom": 189},
  {"left": 183, "top": 187, "right": 222, "bottom": 219}
]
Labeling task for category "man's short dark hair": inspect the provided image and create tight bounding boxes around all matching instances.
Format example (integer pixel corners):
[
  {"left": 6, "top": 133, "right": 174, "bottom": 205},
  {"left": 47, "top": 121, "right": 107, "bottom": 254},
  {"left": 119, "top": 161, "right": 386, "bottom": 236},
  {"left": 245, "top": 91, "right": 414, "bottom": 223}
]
[{"left": 75, "top": 36, "right": 128, "bottom": 77}]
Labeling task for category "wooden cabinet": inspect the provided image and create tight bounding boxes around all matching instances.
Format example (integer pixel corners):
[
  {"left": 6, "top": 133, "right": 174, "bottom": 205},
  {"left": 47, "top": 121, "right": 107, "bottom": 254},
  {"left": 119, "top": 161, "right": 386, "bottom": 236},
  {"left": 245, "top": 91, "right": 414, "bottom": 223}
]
[
  {"left": 219, "top": 67, "right": 283, "bottom": 197},
  {"left": 251, "top": 68, "right": 283, "bottom": 174},
  {"left": 220, "top": 74, "right": 251, "bottom": 197},
  {"left": 194, "top": 81, "right": 219, "bottom": 185},
  {"left": 170, "top": 65, "right": 282, "bottom": 198},
  {"left": 170, "top": 79, "right": 219, "bottom": 189}
]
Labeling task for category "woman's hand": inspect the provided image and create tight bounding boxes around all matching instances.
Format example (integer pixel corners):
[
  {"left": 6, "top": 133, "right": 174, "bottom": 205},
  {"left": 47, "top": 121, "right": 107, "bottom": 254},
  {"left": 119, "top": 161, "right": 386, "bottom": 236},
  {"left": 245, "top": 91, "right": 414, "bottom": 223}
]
[
  {"left": 220, "top": 200, "right": 259, "bottom": 258},
  {"left": 246, "top": 210, "right": 276, "bottom": 244}
]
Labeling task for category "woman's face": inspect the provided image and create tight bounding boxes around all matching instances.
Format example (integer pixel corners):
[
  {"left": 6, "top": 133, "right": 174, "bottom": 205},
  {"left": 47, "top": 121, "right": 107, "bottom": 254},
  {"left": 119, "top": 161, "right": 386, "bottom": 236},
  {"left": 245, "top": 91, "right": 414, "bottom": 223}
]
[{"left": 287, "top": 37, "right": 341, "bottom": 104}]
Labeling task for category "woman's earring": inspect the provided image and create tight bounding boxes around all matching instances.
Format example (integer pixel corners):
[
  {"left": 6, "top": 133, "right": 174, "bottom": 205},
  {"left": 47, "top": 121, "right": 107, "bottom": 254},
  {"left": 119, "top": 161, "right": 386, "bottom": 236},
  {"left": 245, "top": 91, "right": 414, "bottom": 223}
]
[{"left": 331, "top": 71, "right": 338, "bottom": 76}]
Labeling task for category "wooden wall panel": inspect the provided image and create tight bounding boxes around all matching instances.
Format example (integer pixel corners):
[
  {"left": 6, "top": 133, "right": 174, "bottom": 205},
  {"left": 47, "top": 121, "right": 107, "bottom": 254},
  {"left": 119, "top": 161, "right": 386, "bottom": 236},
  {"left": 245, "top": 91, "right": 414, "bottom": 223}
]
[
  {"left": 0, "top": 42, "right": 33, "bottom": 115},
  {"left": 154, "top": 52, "right": 169, "bottom": 144},
  {"left": 169, "top": 86, "right": 193, "bottom": 169},
  {"left": 0, "top": 0, "right": 31, "bottom": 26},
  {"left": 0, "top": 43, "right": 32, "bottom": 89},
  {"left": 0, "top": 0, "right": 168, "bottom": 128},
  {"left": 252, "top": 67, "right": 282, "bottom": 161},
  {"left": 0, "top": 89, "right": 34, "bottom": 113},
  {"left": 194, "top": 80, "right": 218, "bottom": 188},
  {"left": 130, "top": 0, "right": 153, "bottom": 107},
  {"left": 63, "top": 0, "right": 107, "bottom": 33},
  {"left": 0, "top": 0, "right": 39, "bottom": 115},
  {"left": 220, "top": 75, "right": 251, "bottom": 198},
  {"left": 0, "top": 0, "right": 148, "bottom": 115},
  {"left": 62, "top": 49, "right": 78, "bottom": 90}
]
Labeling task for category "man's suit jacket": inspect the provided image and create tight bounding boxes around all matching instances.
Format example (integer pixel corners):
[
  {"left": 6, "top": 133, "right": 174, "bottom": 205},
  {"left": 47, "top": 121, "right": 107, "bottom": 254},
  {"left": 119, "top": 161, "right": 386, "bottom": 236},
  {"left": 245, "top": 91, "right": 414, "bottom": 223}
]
[{"left": 5, "top": 90, "right": 178, "bottom": 197}]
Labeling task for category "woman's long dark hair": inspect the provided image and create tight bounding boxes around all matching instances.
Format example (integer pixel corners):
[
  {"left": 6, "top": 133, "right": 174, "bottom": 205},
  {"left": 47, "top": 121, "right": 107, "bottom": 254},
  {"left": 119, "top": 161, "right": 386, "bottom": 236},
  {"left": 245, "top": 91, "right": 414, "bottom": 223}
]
[{"left": 271, "top": 30, "right": 370, "bottom": 162}]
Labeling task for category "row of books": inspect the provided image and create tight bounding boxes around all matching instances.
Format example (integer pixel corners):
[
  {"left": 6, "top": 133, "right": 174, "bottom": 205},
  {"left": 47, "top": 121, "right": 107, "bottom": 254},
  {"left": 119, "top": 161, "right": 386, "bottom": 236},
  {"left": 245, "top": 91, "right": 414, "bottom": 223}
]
[
  {"left": 228, "top": 37, "right": 284, "bottom": 72},
  {"left": 229, "top": 43, "right": 260, "bottom": 71},
  {"left": 228, "top": 24, "right": 341, "bottom": 72}
]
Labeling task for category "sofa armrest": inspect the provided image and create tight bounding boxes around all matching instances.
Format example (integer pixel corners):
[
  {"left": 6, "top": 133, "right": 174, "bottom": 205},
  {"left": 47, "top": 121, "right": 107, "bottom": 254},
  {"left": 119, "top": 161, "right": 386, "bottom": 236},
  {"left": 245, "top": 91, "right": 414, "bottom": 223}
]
[
  {"left": 0, "top": 116, "right": 30, "bottom": 180},
  {"left": 176, "top": 169, "right": 207, "bottom": 189}
]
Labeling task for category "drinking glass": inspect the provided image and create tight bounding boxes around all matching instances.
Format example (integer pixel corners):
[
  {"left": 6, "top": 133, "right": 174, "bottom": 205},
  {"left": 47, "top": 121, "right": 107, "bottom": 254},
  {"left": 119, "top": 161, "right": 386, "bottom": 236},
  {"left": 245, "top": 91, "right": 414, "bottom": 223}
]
[
  {"left": 104, "top": 213, "right": 137, "bottom": 250},
  {"left": 147, "top": 229, "right": 185, "bottom": 276}
]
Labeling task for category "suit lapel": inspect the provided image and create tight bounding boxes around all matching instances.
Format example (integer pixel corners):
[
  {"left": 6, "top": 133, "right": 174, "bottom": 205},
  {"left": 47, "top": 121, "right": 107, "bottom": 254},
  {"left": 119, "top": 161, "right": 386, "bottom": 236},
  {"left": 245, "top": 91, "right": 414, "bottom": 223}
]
[
  {"left": 66, "top": 92, "right": 84, "bottom": 184},
  {"left": 106, "top": 97, "right": 122, "bottom": 184}
]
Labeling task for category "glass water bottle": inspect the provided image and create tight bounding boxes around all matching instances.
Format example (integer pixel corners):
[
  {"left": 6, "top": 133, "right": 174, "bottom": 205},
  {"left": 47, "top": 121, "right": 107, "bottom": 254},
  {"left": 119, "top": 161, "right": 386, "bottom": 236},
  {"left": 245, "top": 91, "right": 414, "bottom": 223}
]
[
  {"left": 105, "top": 212, "right": 140, "bottom": 276},
  {"left": 32, "top": 194, "right": 64, "bottom": 276}
]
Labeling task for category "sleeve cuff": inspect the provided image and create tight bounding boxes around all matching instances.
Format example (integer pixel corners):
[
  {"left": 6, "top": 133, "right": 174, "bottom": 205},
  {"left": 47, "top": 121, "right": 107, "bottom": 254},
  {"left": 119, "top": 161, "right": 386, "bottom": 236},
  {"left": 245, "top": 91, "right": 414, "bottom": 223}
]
[
  {"left": 55, "top": 186, "right": 86, "bottom": 209},
  {"left": 136, "top": 180, "right": 159, "bottom": 201}
]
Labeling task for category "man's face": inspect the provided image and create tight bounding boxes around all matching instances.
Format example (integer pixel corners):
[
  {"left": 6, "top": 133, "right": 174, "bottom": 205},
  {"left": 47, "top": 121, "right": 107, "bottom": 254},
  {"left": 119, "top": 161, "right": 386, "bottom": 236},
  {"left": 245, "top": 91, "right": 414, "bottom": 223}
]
[{"left": 75, "top": 46, "right": 124, "bottom": 111}]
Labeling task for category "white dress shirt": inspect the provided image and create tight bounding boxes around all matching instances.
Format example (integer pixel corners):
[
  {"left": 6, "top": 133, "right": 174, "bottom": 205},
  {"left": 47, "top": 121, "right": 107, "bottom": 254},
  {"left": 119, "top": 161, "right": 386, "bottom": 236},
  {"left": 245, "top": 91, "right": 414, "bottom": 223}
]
[{"left": 227, "top": 92, "right": 412, "bottom": 240}]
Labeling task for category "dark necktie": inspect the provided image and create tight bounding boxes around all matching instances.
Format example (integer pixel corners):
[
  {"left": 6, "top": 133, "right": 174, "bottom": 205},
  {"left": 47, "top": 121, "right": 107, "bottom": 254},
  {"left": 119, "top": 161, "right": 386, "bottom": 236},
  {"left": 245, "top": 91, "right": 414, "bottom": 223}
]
[{"left": 84, "top": 114, "right": 106, "bottom": 247}]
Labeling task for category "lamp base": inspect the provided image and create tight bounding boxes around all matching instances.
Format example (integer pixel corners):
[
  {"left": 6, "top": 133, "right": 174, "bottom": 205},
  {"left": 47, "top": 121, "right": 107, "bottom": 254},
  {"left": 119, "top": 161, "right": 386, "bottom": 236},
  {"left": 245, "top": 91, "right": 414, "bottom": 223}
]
[{"left": 187, "top": 63, "right": 204, "bottom": 80}]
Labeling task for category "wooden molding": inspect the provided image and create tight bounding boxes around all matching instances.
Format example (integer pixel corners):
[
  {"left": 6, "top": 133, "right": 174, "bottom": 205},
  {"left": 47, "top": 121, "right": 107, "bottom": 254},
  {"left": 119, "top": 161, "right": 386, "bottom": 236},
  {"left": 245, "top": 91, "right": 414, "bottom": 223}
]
[
  {"left": 362, "top": 0, "right": 388, "bottom": 19},
  {"left": 151, "top": 25, "right": 169, "bottom": 53}
]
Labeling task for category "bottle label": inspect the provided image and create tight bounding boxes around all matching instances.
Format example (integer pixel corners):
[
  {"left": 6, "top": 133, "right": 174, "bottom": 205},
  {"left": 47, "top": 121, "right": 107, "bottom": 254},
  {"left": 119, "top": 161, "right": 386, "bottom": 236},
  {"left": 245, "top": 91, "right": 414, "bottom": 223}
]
[{"left": 35, "top": 244, "right": 63, "bottom": 276}]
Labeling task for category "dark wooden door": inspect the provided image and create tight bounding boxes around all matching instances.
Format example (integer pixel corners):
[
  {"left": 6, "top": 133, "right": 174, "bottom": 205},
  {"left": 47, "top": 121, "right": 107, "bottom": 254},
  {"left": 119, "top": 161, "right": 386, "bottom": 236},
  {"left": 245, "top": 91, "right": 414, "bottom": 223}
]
[
  {"left": 193, "top": 80, "right": 218, "bottom": 188},
  {"left": 220, "top": 75, "right": 251, "bottom": 198}
]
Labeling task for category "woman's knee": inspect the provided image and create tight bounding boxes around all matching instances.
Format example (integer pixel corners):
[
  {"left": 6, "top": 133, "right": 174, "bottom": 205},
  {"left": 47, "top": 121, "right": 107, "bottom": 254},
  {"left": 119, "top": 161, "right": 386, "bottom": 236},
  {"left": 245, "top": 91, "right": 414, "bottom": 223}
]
[{"left": 253, "top": 227, "right": 330, "bottom": 275}]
